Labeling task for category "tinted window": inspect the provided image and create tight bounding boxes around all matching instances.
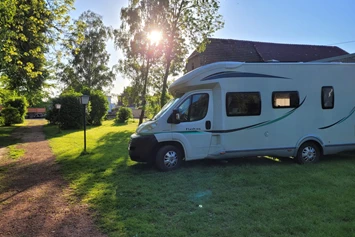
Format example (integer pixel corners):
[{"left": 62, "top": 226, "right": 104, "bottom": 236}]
[
  {"left": 178, "top": 97, "right": 191, "bottom": 122},
  {"left": 322, "top": 86, "right": 334, "bottom": 109},
  {"left": 177, "top": 93, "right": 209, "bottom": 122},
  {"left": 226, "top": 92, "right": 261, "bottom": 116},
  {"left": 272, "top": 91, "right": 299, "bottom": 108}
]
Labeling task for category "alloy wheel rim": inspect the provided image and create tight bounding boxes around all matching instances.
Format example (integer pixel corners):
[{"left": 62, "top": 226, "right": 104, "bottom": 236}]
[
  {"left": 163, "top": 151, "right": 178, "bottom": 168},
  {"left": 301, "top": 146, "right": 316, "bottom": 162}
]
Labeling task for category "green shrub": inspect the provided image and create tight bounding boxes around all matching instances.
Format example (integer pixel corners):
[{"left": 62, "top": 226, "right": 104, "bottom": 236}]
[
  {"left": 2, "top": 107, "right": 21, "bottom": 126},
  {"left": 0, "top": 116, "right": 4, "bottom": 126},
  {"left": 115, "top": 107, "right": 133, "bottom": 123},
  {"left": 45, "top": 92, "right": 91, "bottom": 129},
  {"left": 58, "top": 91, "right": 84, "bottom": 129},
  {"left": 89, "top": 90, "right": 109, "bottom": 125},
  {"left": 45, "top": 97, "right": 61, "bottom": 125},
  {"left": 45, "top": 108, "right": 55, "bottom": 124},
  {"left": 4, "top": 96, "right": 28, "bottom": 123}
]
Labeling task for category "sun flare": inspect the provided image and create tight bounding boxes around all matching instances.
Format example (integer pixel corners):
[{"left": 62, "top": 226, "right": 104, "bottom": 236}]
[{"left": 148, "top": 30, "right": 162, "bottom": 45}]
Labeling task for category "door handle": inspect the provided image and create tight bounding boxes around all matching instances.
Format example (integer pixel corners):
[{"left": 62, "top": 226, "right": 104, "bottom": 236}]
[{"left": 205, "top": 120, "right": 211, "bottom": 130}]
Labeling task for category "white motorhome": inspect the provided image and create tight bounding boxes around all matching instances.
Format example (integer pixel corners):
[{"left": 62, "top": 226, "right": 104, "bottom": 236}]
[{"left": 128, "top": 61, "right": 355, "bottom": 171}]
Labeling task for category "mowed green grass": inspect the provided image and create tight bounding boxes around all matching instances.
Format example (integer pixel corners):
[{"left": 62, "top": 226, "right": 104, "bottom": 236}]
[
  {"left": 44, "top": 120, "right": 355, "bottom": 237},
  {"left": 0, "top": 123, "right": 26, "bottom": 191},
  {"left": 0, "top": 122, "right": 26, "bottom": 159},
  {"left": 0, "top": 126, "right": 18, "bottom": 147}
]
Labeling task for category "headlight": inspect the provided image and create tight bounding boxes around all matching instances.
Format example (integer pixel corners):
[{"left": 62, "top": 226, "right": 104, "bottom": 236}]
[{"left": 136, "top": 121, "right": 157, "bottom": 134}]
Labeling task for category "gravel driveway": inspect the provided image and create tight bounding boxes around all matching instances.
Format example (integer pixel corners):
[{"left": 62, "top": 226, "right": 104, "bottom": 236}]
[{"left": 0, "top": 120, "right": 106, "bottom": 237}]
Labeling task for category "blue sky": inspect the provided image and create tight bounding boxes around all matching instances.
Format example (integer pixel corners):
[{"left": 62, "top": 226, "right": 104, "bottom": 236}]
[{"left": 70, "top": 0, "right": 355, "bottom": 95}]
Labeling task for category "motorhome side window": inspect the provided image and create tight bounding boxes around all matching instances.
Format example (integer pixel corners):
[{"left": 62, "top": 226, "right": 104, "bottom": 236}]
[
  {"left": 226, "top": 92, "right": 261, "bottom": 116},
  {"left": 272, "top": 91, "right": 299, "bottom": 108},
  {"left": 322, "top": 86, "right": 334, "bottom": 109},
  {"left": 177, "top": 93, "right": 209, "bottom": 122}
]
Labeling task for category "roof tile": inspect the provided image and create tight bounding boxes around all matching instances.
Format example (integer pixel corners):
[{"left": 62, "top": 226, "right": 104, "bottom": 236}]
[{"left": 188, "top": 38, "right": 349, "bottom": 64}]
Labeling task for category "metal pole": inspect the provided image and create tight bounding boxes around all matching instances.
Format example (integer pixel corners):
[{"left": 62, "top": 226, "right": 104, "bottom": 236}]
[
  {"left": 58, "top": 108, "right": 61, "bottom": 133},
  {"left": 83, "top": 104, "right": 87, "bottom": 153}
]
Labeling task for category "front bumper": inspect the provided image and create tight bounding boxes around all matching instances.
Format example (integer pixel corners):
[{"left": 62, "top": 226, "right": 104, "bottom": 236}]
[{"left": 128, "top": 134, "right": 158, "bottom": 163}]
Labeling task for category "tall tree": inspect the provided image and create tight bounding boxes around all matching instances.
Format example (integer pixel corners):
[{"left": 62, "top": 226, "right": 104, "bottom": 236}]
[
  {"left": 116, "top": 0, "right": 224, "bottom": 114},
  {"left": 58, "top": 11, "right": 115, "bottom": 91},
  {"left": 115, "top": 1, "right": 164, "bottom": 124},
  {"left": 158, "top": 0, "right": 224, "bottom": 107},
  {"left": 0, "top": 0, "right": 74, "bottom": 105}
]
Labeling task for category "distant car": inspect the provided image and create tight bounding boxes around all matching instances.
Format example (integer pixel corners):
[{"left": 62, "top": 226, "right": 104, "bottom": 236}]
[{"left": 34, "top": 113, "right": 44, "bottom": 118}]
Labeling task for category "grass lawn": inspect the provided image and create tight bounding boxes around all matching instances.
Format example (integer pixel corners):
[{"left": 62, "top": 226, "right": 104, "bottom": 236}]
[
  {"left": 0, "top": 122, "right": 27, "bottom": 159},
  {"left": 0, "top": 125, "right": 19, "bottom": 147},
  {"left": 0, "top": 122, "right": 27, "bottom": 191},
  {"left": 44, "top": 120, "right": 355, "bottom": 237}
]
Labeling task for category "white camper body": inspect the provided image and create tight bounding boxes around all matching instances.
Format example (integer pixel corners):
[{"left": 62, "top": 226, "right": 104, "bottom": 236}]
[{"left": 128, "top": 62, "right": 355, "bottom": 171}]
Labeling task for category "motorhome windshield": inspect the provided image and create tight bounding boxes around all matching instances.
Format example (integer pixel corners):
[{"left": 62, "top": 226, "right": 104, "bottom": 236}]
[{"left": 152, "top": 98, "right": 180, "bottom": 120}]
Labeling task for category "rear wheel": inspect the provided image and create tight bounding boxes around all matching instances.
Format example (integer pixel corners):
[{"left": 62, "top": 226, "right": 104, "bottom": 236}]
[
  {"left": 296, "top": 142, "right": 320, "bottom": 164},
  {"left": 156, "top": 145, "right": 183, "bottom": 171}
]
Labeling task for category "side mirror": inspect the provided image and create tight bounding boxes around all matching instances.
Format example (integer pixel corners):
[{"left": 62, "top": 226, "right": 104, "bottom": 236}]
[{"left": 172, "top": 109, "right": 181, "bottom": 124}]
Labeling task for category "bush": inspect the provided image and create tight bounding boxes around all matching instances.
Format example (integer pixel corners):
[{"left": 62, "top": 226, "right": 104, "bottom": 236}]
[
  {"left": 115, "top": 107, "right": 133, "bottom": 123},
  {"left": 89, "top": 90, "right": 109, "bottom": 125},
  {"left": 0, "top": 116, "right": 4, "bottom": 126},
  {"left": 58, "top": 91, "right": 84, "bottom": 129},
  {"left": 45, "top": 97, "right": 61, "bottom": 125},
  {"left": 4, "top": 96, "right": 28, "bottom": 123},
  {"left": 2, "top": 107, "right": 21, "bottom": 126}
]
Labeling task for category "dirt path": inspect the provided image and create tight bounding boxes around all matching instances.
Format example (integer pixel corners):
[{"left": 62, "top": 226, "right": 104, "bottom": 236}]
[{"left": 0, "top": 120, "right": 106, "bottom": 237}]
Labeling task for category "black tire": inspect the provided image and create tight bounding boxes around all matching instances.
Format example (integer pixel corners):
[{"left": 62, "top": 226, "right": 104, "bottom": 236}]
[
  {"left": 296, "top": 142, "right": 321, "bottom": 164},
  {"left": 156, "top": 145, "right": 183, "bottom": 171}
]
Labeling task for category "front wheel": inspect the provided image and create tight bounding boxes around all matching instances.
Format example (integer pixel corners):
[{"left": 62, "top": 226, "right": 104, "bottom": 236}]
[
  {"left": 156, "top": 145, "right": 183, "bottom": 171},
  {"left": 296, "top": 142, "right": 321, "bottom": 164}
]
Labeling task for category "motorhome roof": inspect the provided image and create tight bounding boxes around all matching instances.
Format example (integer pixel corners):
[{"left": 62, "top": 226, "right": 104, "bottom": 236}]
[
  {"left": 169, "top": 62, "right": 245, "bottom": 96},
  {"left": 168, "top": 61, "right": 355, "bottom": 97}
]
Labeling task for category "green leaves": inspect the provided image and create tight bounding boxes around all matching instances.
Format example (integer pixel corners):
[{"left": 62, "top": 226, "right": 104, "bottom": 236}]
[
  {"left": 58, "top": 11, "right": 115, "bottom": 91},
  {"left": 89, "top": 90, "right": 109, "bottom": 126},
  {"left": 115, "top": 107, "right": 133, "bottom": 123},
  {"left": 3, "top": 96, "right": 28, "bottom": 124},
  {"left": 116, "top": 0, "right": 224, "bottom": 109},
  {"left": 0, "top": 0, "right": 74, "bottom": 105}
]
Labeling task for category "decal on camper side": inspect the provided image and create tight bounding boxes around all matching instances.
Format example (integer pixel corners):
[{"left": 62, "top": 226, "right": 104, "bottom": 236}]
[
  {"left": 319, "top": 106, "right": 355, "bottom": 130},
  {"left": 208, "top": 96, "right": 307, "bottom": 134},
  {"left": 201, "top": 71, "right": 291, "bottom": 81}
]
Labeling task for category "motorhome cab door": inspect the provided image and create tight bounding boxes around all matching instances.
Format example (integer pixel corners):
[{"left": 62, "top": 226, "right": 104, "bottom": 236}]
[{"left": 172, "top": 90, "right": 213, "bottom": 160}]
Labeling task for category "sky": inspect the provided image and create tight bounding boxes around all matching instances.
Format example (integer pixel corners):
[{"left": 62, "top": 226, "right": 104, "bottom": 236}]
[{"left": 69, "top": 0, "right": 355, "bottom": 97}]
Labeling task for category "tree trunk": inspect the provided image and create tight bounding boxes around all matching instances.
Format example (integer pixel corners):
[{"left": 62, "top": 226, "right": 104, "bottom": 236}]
[
  {"left": 159, "top": 1, "right": 184, "bottom": 107},
  {"left": 139, "top": 57, "right": 151, "bottom": 125},
  {"left": 160, "top": 58, "right": 172, "bottom": 108},
  {"left": 139, "top": 99, "right": 146, "bottom": 125}
]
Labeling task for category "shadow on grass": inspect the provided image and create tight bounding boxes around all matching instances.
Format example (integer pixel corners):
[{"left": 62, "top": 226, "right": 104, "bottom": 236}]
[
  {"left": 184, "top": 151, "right": 355, "bottom": 169},
  {"left": 0, "top": 126, "right": 22, "bottom": 148},
  {"left": 322, "top": 151, "right": 355, "bottom": 163},
  {"left": 44, "top": 123, "right": 98, "bottom": 139},
  {"left": 58, "top": 140, "right": 306, "bottom": 235},
  {"left": 181, "top": 156, "right": 296, "bottom": 170},
  {"left": 111, "top": 121, "right": 139, "bottom": 127},
  {"left": 111, "top": 121, "right": 128, "bottom": 127},
  {"left": 57, "top": 130, "right": 133, "bottom": 199},
  {"left": 53, "top": 125, "right": 355, "bottom": 236}
]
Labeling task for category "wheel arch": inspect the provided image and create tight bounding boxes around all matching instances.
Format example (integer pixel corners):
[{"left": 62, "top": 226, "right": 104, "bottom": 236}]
[
  {"left": 154, "top": 141, "right": 186, "bottom": 159},
  {"left": 295, "top": 136, "right": 324, "bottom": 156}
]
